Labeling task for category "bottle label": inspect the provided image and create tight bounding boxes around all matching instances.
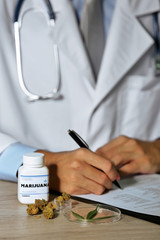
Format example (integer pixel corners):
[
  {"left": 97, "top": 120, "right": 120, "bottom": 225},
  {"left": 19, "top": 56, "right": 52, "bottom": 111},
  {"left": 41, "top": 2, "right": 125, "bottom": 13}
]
[{"left": 19, "top": 174, "right": 49, "bottom": 199}]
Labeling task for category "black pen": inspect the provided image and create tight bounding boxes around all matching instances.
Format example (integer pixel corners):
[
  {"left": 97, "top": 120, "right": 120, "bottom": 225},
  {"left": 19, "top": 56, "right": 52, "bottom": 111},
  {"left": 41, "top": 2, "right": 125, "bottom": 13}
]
[{"left": 68, "top": 129, "right": 122, "bottom": 189}]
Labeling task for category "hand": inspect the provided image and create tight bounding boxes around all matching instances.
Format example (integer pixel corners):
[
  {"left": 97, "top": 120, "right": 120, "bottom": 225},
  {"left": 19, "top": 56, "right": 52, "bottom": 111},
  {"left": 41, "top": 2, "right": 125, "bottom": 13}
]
[
  {"left": 96, "top": 136, "right": 160, "bottom": 177},
  {"left": 37, "top": 148, "right": 119, "bottom": 195}
]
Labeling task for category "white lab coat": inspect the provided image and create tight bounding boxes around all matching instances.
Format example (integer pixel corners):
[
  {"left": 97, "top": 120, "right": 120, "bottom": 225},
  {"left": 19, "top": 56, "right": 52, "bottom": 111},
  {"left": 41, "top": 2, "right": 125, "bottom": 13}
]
[{"left": 0, "top": 0, "right": 160, "bottom": 154}]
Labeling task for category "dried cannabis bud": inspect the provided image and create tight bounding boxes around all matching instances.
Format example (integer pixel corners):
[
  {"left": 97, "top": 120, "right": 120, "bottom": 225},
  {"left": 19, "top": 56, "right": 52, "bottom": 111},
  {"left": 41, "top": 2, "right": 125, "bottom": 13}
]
[
  {"left": 62, "top": 192, "right": 71, "bottom": 201},
  {"left": 26, "top": 199, "right": 56, "bottom": 219},
  {"left": 55, "top": 192, "right": 71, "bottom": 207},
  {"left": 42, "top": 202, "right": 56, "bottom": 219},
  {"left": 26, "top": 204, "right": 39, "bottom": 215},
  {"left": 43, "top": 206, "right": 54, "bottom": 219},
  {"left": 46, "top": 202, "right": 56, "bottom": 210},
  {"left": 56, "top": 196, "right": 64, "bottom": 206},
  {"left": 35, "top": 199, "right": 48, "bottom": 211}
]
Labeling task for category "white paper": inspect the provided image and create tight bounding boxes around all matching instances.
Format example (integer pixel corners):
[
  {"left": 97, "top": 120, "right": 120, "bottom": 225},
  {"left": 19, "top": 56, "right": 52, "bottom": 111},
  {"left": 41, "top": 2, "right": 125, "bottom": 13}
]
[{"left": 76, "top": 174, "right": 160, "bottom": 217}]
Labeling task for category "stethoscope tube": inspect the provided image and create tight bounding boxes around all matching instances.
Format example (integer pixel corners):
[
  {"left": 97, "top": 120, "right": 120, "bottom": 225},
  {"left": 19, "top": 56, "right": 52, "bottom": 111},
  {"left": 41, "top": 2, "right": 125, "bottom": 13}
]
[
  {"left": 14, "top": 0, "right": 24, "bottom": 22},
  {"left": 45, "top": 0, "right": 56, "bottom": 20},
  {"left": 153, "top": 12, "right": 160, "bottom": 54},
  {"left": 153, "top": 12, "right": 160, "bottom": 76},
  {"left": 14, "top": 0, "right": 56, "bottom": 23}
]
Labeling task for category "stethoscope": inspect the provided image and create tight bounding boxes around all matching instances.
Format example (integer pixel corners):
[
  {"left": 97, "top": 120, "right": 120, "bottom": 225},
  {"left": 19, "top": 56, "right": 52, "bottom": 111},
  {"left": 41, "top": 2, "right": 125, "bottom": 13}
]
[
  {"left": 14, "top": 0, "right": 62, "bottom": 101},
  {"left": 14, "top": 1, "right": 160, "bottom": 101},
  {"left": 153, "top": 12, "right": 160, "bottom": 76}
]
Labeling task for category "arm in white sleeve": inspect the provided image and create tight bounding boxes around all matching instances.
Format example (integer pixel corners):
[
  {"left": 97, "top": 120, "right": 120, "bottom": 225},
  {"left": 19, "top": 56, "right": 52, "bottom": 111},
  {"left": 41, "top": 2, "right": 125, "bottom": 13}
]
[{"left": 0, "top": 137, "right": 36, "bottom": 182}]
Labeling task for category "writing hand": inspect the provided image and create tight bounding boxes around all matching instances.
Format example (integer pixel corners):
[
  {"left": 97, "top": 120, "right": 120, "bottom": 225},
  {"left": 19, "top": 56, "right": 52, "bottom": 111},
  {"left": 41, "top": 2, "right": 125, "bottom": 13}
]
[{"left": 37, "top": 148, "right": 120, "bottom": 195}]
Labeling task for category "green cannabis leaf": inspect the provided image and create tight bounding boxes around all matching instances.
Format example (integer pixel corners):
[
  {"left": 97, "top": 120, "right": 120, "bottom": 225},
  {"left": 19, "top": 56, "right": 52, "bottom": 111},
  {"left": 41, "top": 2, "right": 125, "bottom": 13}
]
[
  {"left": 71, "top": 211, "right": 84, "bottom": 220},
  {"left": 89, "top": 215, "right": 114, "bottom": 221},
  {"left": 71, "top": 205, "right": 114, "bottom": 222},
  {"left": 86, "top": 205, "right": 98, "bottom": 219}
]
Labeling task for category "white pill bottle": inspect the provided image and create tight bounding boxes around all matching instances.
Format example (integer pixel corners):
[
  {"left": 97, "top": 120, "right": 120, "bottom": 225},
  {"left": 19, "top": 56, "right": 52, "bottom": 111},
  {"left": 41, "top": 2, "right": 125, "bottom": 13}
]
[{"left": 18, "top": 152, "right": 49, "bottom": 204}]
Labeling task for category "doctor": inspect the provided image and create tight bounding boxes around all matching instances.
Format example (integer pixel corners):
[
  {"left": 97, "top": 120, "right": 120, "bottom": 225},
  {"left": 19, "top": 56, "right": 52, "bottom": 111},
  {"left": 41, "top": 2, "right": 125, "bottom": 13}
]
[{"left": 0, "top": 0, "right": 160, "bottom": 195}]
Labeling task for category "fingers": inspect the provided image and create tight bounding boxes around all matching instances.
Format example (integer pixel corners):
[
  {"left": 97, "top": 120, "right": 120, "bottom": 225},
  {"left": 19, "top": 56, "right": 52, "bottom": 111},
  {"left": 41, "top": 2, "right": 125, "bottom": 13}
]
[
  {"left": 60, "top": 165, "right": 106, "bottom": 195},
  {"left": 72, "top": 188, "right": 91, "bottom": 195},
  {"left": 70, "top": 175, "right": 106, "bottom": 195},
  {"left": 96, "top": 136, "right": 140, "bottom": 161},
  {"left": 75, "top": 148, "right": 119, "bottom": 182},
  {"left": 97, "top": 137, "right": 144, "bottom": 169},
  {"left": 118, "top": 161, "right": 139, "bottom": 177},
  {"left": 81, "top": 162, "right": 113, "bottom": 190},
  {"left": 68, "top": 154, "right": 114, "bottom": 192},
  {"left": 110, "top": 151, "right": 139, "bottom": 167},
  {"left": 96, "top": 137, "right": 160, "bottom": 178},
  {"left": 96, "top": 137, "right": 145, "bottom": 178},
  {"left": 96, "top": 135, "right": 129, "bottom": 156},
  {"left": 45, "top": 149, "right": 119, "bottom": 195}
]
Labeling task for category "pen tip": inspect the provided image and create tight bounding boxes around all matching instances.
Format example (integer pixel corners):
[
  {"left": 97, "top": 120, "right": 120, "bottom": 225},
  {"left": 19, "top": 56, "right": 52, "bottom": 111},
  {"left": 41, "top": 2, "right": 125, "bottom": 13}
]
[{"left": 113, "top": 180, "right": 122, "bottom": 189}]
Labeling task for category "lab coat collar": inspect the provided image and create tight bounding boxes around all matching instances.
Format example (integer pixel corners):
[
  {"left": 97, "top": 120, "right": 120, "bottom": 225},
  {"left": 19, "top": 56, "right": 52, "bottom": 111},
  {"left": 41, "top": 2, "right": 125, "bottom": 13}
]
[
  {"left": 53, "top": 0, "right": 159, "bottom": 108},
  {"left": 129, "top": 0, "right": 160, "bottom": 16},
  {"left": 93, "top": 0, "right": 158, "bottom": 108}
]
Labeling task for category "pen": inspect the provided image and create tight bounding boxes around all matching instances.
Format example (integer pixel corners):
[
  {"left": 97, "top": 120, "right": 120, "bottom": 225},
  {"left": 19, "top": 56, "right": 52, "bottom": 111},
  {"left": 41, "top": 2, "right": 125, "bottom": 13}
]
[{"left": 68, "top": 129, "right": 122, "bottom": 190}]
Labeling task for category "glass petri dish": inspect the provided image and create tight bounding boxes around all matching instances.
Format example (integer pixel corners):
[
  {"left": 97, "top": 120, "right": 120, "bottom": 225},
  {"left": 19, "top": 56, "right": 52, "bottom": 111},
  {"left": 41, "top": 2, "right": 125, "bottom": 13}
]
[
  {"left": 63, "top": 204, "right": 121, "bottom": 224},
  {"left": 54, "top": 197, "right": 72, "bottom": 211}
]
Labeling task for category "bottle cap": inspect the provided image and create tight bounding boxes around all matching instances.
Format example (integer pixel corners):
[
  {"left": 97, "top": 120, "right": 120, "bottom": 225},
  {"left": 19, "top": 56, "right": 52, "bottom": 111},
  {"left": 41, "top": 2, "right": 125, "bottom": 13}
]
[{"left": 23, "top": 152, "right": 44, "bottom": 167}]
